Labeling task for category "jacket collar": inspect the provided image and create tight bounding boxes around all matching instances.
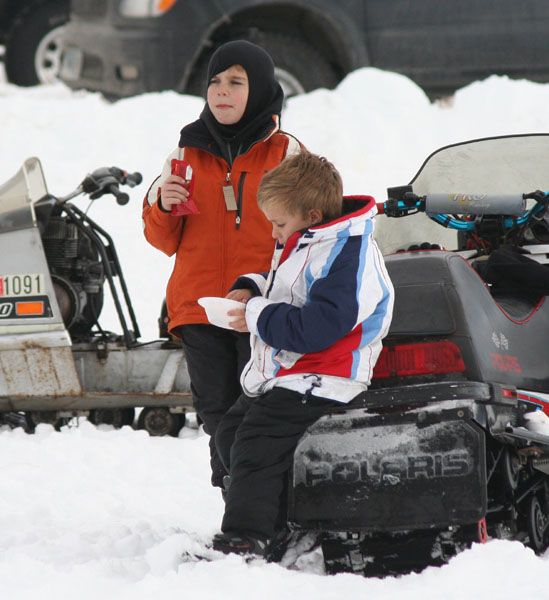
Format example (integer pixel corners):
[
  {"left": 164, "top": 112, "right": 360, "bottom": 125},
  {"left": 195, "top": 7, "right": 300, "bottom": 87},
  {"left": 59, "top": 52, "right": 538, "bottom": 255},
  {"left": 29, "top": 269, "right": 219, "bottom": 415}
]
[
  {"left": 278, "top": 195, "right": 377, "bottom": 263},
  {"left": 310, "top": 196, "right": 377, "bottom": 231}
]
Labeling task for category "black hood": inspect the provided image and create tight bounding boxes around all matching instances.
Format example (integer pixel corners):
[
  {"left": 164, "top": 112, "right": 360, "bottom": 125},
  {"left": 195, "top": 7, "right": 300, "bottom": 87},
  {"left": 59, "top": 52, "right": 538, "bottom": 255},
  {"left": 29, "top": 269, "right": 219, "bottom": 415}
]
[{"left": 179, "top": 40, "right": 284, "bottom": 165}]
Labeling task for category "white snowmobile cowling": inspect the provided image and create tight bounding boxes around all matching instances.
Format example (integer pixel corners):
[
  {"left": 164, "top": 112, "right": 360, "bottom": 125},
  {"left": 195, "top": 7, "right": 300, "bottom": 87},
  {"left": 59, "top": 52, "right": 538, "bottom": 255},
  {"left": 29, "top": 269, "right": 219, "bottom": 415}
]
[
  {"left": 0, "top": 158, "right": 192, "bottom": 421},
  {"left": 0, "top": 158, "right": 82, "bottom": 399}
]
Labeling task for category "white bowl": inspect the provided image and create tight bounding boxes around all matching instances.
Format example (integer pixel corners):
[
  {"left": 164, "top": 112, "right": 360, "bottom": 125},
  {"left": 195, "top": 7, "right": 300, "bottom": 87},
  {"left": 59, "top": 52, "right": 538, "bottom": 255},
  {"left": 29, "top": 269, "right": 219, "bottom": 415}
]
[{"left": 197, "top": 297, "right": 245, "bottom": 329}]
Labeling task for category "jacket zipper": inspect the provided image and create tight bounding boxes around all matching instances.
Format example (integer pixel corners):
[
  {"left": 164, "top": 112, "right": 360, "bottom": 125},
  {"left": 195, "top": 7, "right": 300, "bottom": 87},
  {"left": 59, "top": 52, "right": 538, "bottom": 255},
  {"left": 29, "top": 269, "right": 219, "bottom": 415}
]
[
  {"left": 220, "top": 174, "right": 227, "bottom": 294},
  {"left": 236, "top": 172, "right": 247, "bottom": 229}
]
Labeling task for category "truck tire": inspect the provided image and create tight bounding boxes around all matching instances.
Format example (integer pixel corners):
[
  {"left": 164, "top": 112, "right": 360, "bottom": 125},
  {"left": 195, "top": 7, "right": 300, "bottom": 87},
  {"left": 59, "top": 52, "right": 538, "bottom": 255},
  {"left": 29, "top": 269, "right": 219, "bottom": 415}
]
[
  {"left": 4, "top": 0, "right": 69, "bottom": 86},
  {"left": 187, "top": 31, "right": 339, "bottom": 98}
]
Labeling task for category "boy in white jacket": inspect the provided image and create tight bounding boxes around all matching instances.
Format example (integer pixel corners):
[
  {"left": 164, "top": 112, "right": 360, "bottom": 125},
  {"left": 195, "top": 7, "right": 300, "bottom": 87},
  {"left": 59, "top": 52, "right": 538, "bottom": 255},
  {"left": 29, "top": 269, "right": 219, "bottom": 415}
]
[{"left": 212, "top": 151, "right": 394, "bottom": 556}]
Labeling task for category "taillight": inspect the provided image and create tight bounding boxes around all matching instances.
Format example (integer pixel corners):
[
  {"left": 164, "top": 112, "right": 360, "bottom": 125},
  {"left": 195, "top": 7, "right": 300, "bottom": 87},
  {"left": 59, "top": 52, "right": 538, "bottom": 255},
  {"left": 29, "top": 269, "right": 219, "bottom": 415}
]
[{"left": 373, "top": 341, "right": 466, "bottom": 379}]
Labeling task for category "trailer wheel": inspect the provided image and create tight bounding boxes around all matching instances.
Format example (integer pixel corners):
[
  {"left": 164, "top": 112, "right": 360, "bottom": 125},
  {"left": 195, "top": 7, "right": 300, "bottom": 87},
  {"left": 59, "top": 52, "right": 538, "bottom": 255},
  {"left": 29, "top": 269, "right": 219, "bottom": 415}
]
[
  {"left": 137, "top": 407, "right": 183, "bottom": 437},
  {"left": 526, "top": 494, "right": 549, "bottom": 553},
  {"left": 4, "top": 0, "right": 69, "bottom": 86},
  {"left": 89, "top": 408, "right": 135, "bottom": 428},
  {"left": 0, "top": 412, "right": 29, "bottom": 431},
  {"left": 25, "top": 410, "right": 66, "bottom": 431}
]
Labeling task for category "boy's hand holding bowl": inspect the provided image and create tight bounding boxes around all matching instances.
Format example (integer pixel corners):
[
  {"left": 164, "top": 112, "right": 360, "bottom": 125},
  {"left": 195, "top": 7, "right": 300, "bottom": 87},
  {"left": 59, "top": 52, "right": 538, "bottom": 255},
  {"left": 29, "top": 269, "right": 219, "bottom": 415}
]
[{"left": 198, "top": 289, "right": 252, "bottom": 332}]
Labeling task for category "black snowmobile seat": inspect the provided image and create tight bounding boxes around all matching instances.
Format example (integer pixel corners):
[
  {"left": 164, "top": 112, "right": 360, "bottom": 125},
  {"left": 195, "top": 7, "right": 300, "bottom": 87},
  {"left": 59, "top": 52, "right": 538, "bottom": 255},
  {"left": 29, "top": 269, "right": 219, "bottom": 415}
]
[{"left": 473, "top": 245, "right": 548, "bottom": 320}]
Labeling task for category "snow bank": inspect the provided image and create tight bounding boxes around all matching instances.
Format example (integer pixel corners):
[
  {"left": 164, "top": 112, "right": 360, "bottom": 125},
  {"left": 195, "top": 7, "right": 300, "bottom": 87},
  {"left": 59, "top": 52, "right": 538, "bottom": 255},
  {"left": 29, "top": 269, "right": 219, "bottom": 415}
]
[{"left": 2, "top": 68, "right": 549, "bottom": 598}]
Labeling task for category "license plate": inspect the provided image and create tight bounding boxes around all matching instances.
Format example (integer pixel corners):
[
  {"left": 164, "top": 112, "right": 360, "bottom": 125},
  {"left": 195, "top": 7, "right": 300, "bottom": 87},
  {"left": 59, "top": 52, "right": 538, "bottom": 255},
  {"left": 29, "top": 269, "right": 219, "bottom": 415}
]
[
  {"left": 0, "top": 274, "right": 45, "bottom": 297},
  {"left": 60, "top": 47, "right": 83, "bottom": 81}
]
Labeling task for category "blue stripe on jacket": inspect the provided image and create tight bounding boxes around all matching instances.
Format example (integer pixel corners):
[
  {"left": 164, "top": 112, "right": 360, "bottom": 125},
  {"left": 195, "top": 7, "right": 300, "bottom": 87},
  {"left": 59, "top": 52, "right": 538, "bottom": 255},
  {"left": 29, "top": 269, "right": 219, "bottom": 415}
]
[
  {"left": 351, "top": 262, "right": 392, "bottom": 376},
  {"left": 350, "top": 223, "right": 370, "bottom": 378},
  {"left": 256, "top": 233, "right": 363, "bottom": 354}
]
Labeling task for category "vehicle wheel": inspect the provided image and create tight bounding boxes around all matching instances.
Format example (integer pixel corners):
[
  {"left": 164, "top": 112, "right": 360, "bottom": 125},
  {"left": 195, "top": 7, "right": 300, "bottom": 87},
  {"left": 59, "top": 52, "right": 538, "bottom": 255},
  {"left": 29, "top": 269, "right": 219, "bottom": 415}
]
[
  {"left": 25, "top": 410, "right": 66, "bottom": 431},
  {"left": 137, "top": 407, "right": 183, "bottom": 437},
  {"left": 89, "top": 408, "right": 135, "bottom": 428},
  {"left": 501, "top": 447, "right": 521, "bottom": 493},
  {"left": 0, "top": 412, "right": 30, "bottom": 431},
  {"left": 526, "top": 494, "right": 549, "bottom": 553},
  {"left": 186, "top": 31, "right": 339, "bottom": 99},
  {"left": 4, "top": 0, "right": 69, "bottom": 86}
]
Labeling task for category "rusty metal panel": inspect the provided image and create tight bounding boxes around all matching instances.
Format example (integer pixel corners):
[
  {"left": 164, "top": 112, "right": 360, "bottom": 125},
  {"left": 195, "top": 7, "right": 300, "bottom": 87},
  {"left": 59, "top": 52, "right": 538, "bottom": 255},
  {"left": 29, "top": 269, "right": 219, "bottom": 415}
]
[
  {"left": 0, "top": 329, "right": 81, "bottom": 397},
  {"left": 72, "top": 343, "right": 190, "bottom": 394},
  {"left": 0, "top": 344, "right": 81, "bottom": 397}
]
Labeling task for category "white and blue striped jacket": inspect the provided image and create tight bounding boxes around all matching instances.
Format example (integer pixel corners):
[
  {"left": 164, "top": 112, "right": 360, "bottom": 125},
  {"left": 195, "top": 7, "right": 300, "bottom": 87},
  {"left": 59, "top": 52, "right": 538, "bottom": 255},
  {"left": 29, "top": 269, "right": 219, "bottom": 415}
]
[{"left": 236, "top": 196, "right": 394, "bottom": 403}]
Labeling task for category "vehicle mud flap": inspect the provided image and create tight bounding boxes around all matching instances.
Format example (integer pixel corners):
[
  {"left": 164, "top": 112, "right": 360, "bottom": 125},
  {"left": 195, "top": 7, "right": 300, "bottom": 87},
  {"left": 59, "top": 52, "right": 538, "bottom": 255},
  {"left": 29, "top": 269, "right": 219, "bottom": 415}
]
[{"left": 288, "top": 405, "right": 487, "bottom": 532}]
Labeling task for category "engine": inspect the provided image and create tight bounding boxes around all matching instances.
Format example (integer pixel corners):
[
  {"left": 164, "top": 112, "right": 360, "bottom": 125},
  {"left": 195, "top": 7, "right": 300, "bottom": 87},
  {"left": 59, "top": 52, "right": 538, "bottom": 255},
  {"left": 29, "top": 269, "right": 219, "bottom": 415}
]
[{"left": 42, "top": 216, "right": 105, "bottom": 340}]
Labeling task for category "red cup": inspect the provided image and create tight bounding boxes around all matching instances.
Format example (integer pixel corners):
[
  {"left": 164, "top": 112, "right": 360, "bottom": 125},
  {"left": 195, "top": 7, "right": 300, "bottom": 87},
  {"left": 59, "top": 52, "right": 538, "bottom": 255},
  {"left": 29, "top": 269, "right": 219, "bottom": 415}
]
[{"left": 170, "top": 159, "right": 199, "bottom": 216}]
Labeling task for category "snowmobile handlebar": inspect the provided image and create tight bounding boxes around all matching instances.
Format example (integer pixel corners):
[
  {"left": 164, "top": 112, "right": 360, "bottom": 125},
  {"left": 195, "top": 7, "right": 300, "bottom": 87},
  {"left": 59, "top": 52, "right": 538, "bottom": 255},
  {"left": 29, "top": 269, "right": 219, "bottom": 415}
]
[
  {"left": 378, "top": 188, "right": 549, "bottom": 232},
  {"left": 79, "top": 167, "right": 143, "bottom": 205}
]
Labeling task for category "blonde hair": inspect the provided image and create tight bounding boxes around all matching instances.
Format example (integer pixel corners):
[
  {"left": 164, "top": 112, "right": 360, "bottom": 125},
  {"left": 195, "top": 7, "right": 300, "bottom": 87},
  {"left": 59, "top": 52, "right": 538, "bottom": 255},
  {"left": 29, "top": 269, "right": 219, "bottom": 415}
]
[{"left": 258, "top": 151, "right": 343, "bottom": 221}]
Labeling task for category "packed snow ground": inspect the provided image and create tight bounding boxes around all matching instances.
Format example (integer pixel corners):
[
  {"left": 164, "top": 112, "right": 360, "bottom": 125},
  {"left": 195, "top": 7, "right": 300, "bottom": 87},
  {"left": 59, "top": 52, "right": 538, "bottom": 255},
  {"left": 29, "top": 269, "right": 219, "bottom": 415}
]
[{"left": 2, "top": 68, "right": 549, "bottom": 598}]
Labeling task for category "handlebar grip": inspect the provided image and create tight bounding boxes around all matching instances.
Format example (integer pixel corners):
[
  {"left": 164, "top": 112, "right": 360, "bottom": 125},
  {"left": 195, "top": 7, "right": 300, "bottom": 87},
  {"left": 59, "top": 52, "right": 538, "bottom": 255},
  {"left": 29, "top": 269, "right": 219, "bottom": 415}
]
[
  {"left": 106, "top": 183, "right": 129, "bottom": 205},
  {"left": 425, "top": 193, "right": 526, "bottom": 216},
  {"left": 126, "top": 172, "right": 143, "bottom": 187}
]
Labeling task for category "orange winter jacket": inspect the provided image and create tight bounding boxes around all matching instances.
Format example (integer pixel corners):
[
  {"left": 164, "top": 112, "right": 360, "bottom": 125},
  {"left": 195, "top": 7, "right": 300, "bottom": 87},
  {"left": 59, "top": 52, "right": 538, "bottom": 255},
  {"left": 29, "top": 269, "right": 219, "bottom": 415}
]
[{"left": 143, "top": 129, "right": 301, "bottom": 331}]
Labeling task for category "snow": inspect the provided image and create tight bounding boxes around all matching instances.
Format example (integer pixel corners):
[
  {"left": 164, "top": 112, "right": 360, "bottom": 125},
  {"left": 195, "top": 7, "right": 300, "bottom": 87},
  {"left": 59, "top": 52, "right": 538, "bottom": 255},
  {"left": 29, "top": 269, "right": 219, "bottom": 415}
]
[
  {"left": 524, "top": 409, "right": 549, "bottom": 435},
  {"left": 2, "top": 67, "right": 549, "bottom": 596}
]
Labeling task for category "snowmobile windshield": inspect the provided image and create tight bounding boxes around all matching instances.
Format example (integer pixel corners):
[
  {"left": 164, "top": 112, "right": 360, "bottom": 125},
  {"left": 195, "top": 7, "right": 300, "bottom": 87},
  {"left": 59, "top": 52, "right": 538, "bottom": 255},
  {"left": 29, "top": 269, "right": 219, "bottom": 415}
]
[
  {"left": 0, "top": 158, "right": 47, "bottom": 233},
  {"left": 410, "top": 134, "right": 549, "bottom": 198}
]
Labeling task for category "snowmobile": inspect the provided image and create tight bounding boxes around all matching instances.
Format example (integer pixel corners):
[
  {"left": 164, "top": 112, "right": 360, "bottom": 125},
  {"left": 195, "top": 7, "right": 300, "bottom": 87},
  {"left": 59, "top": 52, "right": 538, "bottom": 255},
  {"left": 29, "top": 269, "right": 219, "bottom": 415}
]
[
  {"left": 0, "top": 158, "right": 192, "bottom": 435},
  {"left": 283, "top": 134, "right": 549, "bottom": 576}
]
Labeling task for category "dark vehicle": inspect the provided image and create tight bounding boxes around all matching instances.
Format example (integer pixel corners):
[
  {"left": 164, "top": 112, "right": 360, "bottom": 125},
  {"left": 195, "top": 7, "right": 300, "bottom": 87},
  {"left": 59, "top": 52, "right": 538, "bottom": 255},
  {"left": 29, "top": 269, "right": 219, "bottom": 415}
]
[
  {"left": 278, "top": 134, "right": 549, "bottom": 575},
  {"left": 0, "top": 0, "right": 69, "bottom": 85},
  {"left": 59, "top": 0, "right": 549, "bottom": 100}
]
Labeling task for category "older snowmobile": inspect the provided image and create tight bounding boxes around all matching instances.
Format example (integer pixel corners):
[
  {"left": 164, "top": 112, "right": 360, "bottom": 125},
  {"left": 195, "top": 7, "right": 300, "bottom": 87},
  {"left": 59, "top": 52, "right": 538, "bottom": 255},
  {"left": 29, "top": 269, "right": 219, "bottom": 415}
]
[
  {"left": 0, "top": 158, "right": 192, "bottom": 434},
  {"left": 284, "top": 134, "right": 549, "bottom": 575}
]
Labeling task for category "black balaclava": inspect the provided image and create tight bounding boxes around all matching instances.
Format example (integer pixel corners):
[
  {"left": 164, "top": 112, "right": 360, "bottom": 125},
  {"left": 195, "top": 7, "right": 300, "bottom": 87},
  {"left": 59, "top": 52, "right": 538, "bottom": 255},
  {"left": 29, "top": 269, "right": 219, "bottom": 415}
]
[{"left": 179, "top": 40, "right": 284, "bottom": 165}]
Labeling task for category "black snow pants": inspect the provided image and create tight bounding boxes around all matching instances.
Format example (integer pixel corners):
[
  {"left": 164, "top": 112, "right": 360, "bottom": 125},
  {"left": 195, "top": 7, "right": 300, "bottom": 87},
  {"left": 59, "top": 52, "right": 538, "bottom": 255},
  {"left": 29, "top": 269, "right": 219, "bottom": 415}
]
[
  {"left": 176, "top": 324, "right": 251, "bottom": 488},
  {"left": 215, "top": 387, "right": 340, "bottom": 539}
]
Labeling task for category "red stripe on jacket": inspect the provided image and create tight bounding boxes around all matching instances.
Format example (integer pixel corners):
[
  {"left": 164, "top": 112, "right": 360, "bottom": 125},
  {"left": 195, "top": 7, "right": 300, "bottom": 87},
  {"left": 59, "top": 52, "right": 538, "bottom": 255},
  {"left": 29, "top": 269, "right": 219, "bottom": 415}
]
[{"left": 277, "top": 323, "right": 364, "bottom": 378}]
